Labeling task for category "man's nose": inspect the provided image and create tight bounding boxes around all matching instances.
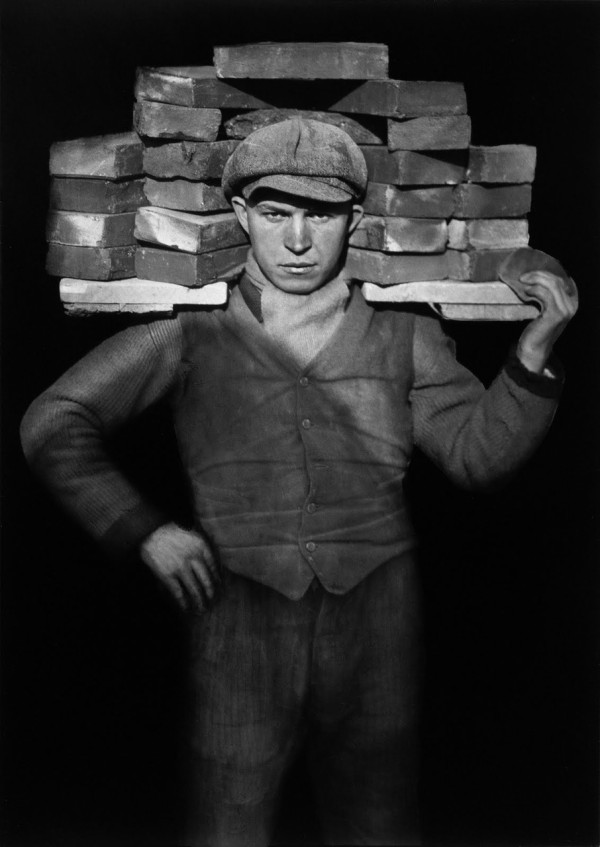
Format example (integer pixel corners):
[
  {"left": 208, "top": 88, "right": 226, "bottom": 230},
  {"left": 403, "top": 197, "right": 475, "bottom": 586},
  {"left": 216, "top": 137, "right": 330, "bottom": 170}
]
[{"left": 284, "top": 214, "right": 312, "bottom": 253}]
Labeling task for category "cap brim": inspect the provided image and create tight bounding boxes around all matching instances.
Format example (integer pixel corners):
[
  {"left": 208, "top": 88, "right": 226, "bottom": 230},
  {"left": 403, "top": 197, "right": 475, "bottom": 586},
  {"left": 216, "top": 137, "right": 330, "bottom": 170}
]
[{"left": 242, "top": 174, "right": 355, "bottom": 204}]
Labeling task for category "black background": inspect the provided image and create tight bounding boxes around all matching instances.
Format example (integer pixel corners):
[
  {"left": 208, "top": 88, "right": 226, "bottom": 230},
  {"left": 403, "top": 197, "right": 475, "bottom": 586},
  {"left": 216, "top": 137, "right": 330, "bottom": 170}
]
[{"left": 2, "top": 1, "right": 599, "bottom": 845}]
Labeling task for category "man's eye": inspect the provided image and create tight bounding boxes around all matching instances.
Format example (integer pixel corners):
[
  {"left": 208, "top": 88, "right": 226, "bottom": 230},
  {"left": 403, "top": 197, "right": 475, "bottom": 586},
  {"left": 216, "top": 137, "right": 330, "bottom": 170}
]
[
  {"left": 307, "top": 213, "right": 331, "bottom": 222},
  {"left": 262, "top": 211, "right": 286, "bottom": 221}
]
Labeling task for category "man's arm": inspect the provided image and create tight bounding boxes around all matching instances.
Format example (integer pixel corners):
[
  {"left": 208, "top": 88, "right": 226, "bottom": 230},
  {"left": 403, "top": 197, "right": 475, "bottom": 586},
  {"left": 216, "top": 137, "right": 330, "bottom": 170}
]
[
  {"left": 20, "top": 317, "right": 218, "bottom": 613},
  {"left": 410, "top": 295, "right": 573, "bottom": 490}
]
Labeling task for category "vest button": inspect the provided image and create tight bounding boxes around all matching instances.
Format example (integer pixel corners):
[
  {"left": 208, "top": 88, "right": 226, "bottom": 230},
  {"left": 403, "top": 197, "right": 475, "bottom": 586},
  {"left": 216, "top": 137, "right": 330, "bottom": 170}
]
[
  {"left": 299, "top": 376, "right": 309, "bottom": 387},
  {"left": 301, "top": 418, "right": 312, "bottom": 429},
  {"left": 306, "top": 502, "right": 317, "bottom": 514},
  {"left": 306, "top": 541, "right": 317, "bottom": 553}
]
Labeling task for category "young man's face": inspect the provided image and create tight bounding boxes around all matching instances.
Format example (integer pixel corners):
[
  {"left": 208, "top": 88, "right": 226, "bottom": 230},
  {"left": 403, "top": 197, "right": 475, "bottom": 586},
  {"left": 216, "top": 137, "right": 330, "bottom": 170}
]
[{"left": 231, "top": 189, "right": 363, "bottom": 294}]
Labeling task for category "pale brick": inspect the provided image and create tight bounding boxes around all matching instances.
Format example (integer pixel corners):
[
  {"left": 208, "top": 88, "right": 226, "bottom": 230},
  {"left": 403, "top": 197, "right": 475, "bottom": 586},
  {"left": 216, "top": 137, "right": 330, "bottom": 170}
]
[
  {"left": 345, "top": 248, "right": 448, "bottom": 284},
  {"left": 135, "top": 244, "right": 248, "bottom": 286},
  {"left": 224, "top": 109, "right": 384, "bottom": 145},
  {"left": 452, "top": 184, "right": 532, "bottom": 219},
  {"left": 361, "top": 146, "right": 466, "bottom": 186},
  {"left": 446, "top": 248, "right": 516, "bottom": 281},
  {"left": 135, "top": 207, "right": 246, "bottom": 254},
  {"left": 467, "top": 145, "right": 537, "bottom": 184},
  {"left": 133, "top": 101, "right": 221, "bottom": 141},
  {"left": 143, "top": 140, "right": 238, "bottom": 180},
  {"left": 50, "top": 132, "right": 143, "bottom": 179},
  {"left": 387, "top": 116, "right": 471, "bottom": 151},
  {"left": 60, "top": 278, "right": 228, "bottom": 309},
  {"left": 49, "top": 178, "right": 147, "bottom": 214},
  {"left": 350, "top": 216, "right": 447, "bottom": 253},
  {"left": 47, "top": 211, "right": 136, "bottom": 248},
  {"left": 46, "top": 244, "right": 135, "bottom": 280},
  {"left": 434, "top": 303, "right": 537, "bottom": 321},
  {"left": 447, "top": 219, "right": 529, "bottom": 251},
  {"left": 143, "top": 178, "right": 229, "bottom": 213},
  {"left": 363, "top": 183, "right": 455, "bottom": 218},
  {"left": 214, "top": 42, "right": 389, "bottom": 80},
  {"left": 361, "top": 280, "right": 532, "bottom": 304}
]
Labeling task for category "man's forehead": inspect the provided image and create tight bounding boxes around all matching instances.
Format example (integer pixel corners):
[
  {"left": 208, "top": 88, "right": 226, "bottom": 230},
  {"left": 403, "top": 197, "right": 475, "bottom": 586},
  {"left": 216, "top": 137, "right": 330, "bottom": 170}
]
[{"left": 248, "top": 188, "right": 351, "bottom": 213}]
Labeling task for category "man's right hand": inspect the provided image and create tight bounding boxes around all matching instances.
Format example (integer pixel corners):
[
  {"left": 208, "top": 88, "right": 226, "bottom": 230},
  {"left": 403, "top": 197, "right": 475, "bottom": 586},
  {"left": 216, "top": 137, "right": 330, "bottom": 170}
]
[{"left": 140, "top": 522, "right": 220, "bottom": 614}]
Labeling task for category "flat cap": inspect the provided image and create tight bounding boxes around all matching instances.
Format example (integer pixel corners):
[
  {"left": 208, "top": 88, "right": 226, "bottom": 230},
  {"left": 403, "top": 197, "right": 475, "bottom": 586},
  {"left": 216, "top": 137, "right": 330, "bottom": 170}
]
[{"left": 222, "top": 117, "right": 368, "bottom": 203}]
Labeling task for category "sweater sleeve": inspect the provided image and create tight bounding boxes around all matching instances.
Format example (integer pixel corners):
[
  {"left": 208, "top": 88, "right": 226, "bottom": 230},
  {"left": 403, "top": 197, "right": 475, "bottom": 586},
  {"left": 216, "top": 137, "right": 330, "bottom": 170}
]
[
  {"left": 20, "top": 318, "right": 183, "bottom": 559},
  {"left": 409, "top": 313, "right": 564, "bottom": 490}
]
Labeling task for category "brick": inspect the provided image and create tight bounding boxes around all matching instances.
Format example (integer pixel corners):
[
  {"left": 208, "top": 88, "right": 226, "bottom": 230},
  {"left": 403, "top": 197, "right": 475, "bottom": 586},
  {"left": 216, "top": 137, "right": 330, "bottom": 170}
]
[
  {"left": 49, "top": 177, "right": 147, "bottom": 214},
  {"left": 434, "top": 303, "right": 537, "bottom": 321},
  {"left": 224, "top": 109, "right": 385, "bottom": 145},
  {"left": 136, "top": 66, "right": 277, "bottom": 109},
  {"left": 46, "top": 244, "right": 135, "bottom": 280},
  {"left": 143, "top": 178, "right": 229, "bottom": 213},
  {"left": 64, "top": 303, "right": 172, "bottom": 315},
  {"left": 328, "top": 80, "right": 467, "bottom": 118},
  {"left": 350, "top": 216, "right": 447, "bottom": 253},
  {"left": 135, "top": 244, "right": 248, "bottom": 286},
  {"left": 346, "top": 248, "right": 448, "bottom": 284},
  {"left": 46, "top": 211, "right": 136, "bottom": 248},
  {"left": 133, "top": 101, "right": 221, "bottom": 141},
  {"left": 447, "top": 219, "right": 529, "bottom": 251},
  {"left": 387, "top": 116, "right": 471, "bottom": 151},
  {"left": 143, "top": 140, "right": 238, "bottom": 180},
  {"left": 135, "top": 207, "right": 246, "bottom": 254},
  {"left": 452, "top": 184, "right": 532, "bottom": 219},
  {"left": 361, "top": 146, "right": 466, "bottom": 186},
  {"left": 60, "top": 278, "right": 228, "bottom": 308},
  {"left": 361, "top": 280, "right": 531, "bottom": 304},
  {"left": 50, "top": 132, "right": 144, "bottom": 179},
  {"left": 214, "top": 42, "right": 389, "bottom": 80},
  {"left": 467, "top": 145, "right": 537, "bottom": 184},
  {"left": 363, "top": 183, "right": 455, "bottom": 218},
  {"left": 446, "top": 248, "right": 516, "bottom": 281}
]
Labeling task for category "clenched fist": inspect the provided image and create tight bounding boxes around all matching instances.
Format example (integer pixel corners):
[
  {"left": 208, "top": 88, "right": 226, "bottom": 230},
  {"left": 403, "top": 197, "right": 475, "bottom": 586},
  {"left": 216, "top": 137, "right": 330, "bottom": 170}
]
[
  {"left": 140, "top": 522, "right": 220, "bottom": 614},
  {"left": 500, "top": 247, "right": 579, "bottom": 375}
]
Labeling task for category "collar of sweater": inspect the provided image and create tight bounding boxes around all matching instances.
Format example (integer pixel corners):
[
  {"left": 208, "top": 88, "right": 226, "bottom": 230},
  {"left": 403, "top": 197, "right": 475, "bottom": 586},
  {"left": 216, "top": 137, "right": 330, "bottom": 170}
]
[{"left": 241, "top": 251, "right": 352, "bottom": 369}]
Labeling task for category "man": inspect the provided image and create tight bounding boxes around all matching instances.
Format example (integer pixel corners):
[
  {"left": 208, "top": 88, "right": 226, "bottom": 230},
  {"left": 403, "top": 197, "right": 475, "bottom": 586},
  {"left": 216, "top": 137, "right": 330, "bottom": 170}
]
[{"left": 21, "top": 118, "right": 577, "bottom": 846}]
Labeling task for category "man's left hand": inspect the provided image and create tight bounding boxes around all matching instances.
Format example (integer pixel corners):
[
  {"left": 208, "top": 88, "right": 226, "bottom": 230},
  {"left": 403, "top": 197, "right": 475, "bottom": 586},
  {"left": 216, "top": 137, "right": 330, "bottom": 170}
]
[{"left": 515, "top": 270, "right": 578, "bottom": 374}]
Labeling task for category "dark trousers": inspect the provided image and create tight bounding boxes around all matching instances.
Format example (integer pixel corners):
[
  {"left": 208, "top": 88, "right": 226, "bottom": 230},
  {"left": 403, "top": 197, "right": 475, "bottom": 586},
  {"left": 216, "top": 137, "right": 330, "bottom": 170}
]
[{"left": 183, "top": 554, "right": 423, "bottom": 847}]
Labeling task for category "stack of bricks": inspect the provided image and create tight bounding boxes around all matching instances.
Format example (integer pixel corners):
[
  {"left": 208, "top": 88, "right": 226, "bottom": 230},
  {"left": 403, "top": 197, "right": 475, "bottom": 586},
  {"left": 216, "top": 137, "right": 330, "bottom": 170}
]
[{"left": 46, "top": 41, "right": 538, "bottom": 320}]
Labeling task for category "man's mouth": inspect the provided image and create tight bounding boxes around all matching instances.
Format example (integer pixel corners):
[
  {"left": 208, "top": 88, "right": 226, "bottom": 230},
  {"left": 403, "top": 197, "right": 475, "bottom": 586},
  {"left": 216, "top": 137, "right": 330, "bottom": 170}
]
[{"left": 281, "top": 263, "right": 316, "bottom": 275}]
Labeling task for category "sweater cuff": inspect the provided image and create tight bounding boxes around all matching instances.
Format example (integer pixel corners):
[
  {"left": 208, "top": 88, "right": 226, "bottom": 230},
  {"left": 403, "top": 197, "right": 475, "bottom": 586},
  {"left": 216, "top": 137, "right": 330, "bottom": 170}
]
[
  {"left": 100, "top": 503, "right": 170, "bottom": 563},
  {"left": 504, "top": 346, "right": 565, "bottom": 399}
]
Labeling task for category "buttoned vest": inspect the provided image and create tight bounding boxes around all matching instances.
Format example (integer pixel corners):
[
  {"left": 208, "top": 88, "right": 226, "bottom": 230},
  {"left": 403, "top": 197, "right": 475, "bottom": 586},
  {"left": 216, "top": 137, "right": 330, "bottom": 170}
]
[{"left": 172, "top": 282, "right": 418, "bottom": 599}]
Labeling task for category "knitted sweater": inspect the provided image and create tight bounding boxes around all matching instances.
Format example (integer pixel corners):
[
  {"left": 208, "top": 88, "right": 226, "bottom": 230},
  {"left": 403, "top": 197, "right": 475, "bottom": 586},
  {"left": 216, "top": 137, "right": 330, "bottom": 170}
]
[{"left": 20, "top": 280, "right": 563, "bottom": 599}]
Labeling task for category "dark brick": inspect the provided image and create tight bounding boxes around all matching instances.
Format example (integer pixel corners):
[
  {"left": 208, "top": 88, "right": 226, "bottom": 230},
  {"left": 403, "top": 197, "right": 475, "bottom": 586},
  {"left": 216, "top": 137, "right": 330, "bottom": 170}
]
[
  {"left": 143, "top": 140, "right": 238, "bottom": 180},
  {"left": 363, "top": 183, "right": 455, "bottom": 218},
  {"left": 453, "top": 184, "right": 532, "bottom": 218},
  {"left": 361, "top": 146, "right": 466, "bottom": 185},
  {"left": 46, "top": 244, "right": 136, "bottom": 280},
  {"left": 224, "top": 109, "right": 384, "bottom": 145},
  {"left": 135, "top": 244, "right": 248, "bottom": 286},
  {"left": 214, "top": 42, "right": 389, "bottom": 80},
  {"left": 49, "top": 178, "right": 147, "bottom": 214}
]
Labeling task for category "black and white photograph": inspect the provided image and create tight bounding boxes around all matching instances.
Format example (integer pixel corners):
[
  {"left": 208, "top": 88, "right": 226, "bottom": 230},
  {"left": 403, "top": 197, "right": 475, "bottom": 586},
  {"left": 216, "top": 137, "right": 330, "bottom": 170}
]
[{"left": 1, "top": 1, "right": 599, "bottom": 845}]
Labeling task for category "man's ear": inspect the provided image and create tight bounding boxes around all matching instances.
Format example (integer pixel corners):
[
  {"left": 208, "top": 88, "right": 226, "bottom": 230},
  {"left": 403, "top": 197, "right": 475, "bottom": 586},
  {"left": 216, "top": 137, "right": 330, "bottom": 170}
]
[
  {"left": 231, "top": 196, "right": 250, "bottom": 235},
  {"left": 348, "top": 204, "right": 364, "bottom": 235}
]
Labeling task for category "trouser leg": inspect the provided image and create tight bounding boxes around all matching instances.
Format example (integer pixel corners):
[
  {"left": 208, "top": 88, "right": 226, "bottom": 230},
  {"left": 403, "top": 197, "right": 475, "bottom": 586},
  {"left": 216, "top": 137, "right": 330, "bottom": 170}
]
[
  {"left": 308, "top": 555, "right": 423, "bottom": 846},
  {"left": 182, "top": 572, "right": 315, "bottom": 847}
]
